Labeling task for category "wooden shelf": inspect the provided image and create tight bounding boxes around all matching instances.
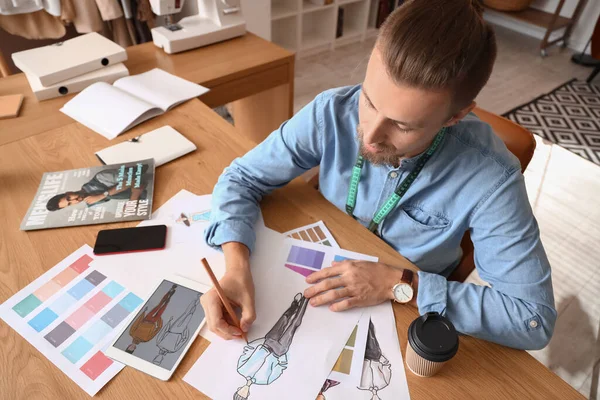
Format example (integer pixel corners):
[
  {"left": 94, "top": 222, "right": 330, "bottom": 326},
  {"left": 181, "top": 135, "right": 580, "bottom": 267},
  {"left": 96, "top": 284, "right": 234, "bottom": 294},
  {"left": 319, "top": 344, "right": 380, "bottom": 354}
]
[
  {"left": 272, "top": 10, "right": 298, "bottom": 21},
  {"left": 486, "top": 6, "right": 571, "bottom": 30},
  {"left": 483, "top": 0, "right": 588, "bottom": 57},
  {"left": 302, "top": 1, "right": 335, "bottom": 13},
  {"left": 338, "top": 0, "right": 364, "bottom": 5}
]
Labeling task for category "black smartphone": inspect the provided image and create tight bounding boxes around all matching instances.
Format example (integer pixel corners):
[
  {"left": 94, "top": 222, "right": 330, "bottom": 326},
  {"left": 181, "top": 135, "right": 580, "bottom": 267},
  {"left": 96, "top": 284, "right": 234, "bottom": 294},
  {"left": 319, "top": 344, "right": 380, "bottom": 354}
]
[{"left": 93, "top": 225, "right": 167, "bottom": 255}]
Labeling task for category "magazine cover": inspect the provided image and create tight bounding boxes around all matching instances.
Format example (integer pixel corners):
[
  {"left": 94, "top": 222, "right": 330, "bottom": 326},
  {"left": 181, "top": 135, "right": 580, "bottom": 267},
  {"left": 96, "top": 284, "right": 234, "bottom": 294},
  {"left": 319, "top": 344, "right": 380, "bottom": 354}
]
[{"left": 20, "top": 159, "right": 155, "bottom": 231}]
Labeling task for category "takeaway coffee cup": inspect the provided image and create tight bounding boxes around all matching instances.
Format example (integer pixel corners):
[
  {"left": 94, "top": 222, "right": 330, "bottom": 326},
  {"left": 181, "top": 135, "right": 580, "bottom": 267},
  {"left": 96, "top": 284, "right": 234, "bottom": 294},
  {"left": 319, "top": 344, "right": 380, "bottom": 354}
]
[{"left": 406, "top": 312, "right": 459, "bottom": 377}]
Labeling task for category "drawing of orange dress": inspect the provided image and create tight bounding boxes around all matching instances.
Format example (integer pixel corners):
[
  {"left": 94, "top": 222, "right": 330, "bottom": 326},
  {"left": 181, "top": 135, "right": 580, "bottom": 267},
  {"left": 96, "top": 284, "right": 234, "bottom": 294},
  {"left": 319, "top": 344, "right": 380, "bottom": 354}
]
[{"left": 126, "top": 284, "right": 177, "bottom": 354}]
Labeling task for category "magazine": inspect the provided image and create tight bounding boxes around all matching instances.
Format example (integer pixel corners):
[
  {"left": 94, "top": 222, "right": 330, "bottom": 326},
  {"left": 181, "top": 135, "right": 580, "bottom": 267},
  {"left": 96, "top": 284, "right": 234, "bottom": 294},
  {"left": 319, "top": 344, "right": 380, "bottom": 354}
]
[{"left": 20, "top": 159, "right": 155, "bottom": 231}]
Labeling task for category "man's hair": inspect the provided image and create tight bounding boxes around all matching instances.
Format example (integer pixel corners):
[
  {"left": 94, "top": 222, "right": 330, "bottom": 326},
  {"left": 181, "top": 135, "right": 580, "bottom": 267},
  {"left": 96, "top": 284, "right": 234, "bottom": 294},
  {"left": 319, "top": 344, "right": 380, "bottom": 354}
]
[
  {"left": 377, "top": 0, "right": 496, "bottom": 112},
  {"left": 46, "top": 193, "right": 66, "bottom": 211}
]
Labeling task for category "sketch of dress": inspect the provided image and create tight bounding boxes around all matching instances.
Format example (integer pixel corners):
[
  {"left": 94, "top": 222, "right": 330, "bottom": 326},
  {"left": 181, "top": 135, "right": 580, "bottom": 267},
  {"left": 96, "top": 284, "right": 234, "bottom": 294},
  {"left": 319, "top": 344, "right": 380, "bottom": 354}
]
[
  {"left": 125, "top": 284, "right": 177, "bottom": 354},
  {"left": 358, "top": 320, "right": 391, "bottom": 400},
  {"left": 152, "top": 296, "right": 200, "bottom": 365},
  {"left": 234, "top": 293, "right": 309, "bottom": 400},
  {"left": 176, "top": 210, "right": 211, "bottom": 227},
  {"left": 316, "top": 379, "right": 340, "bottom": 400}
]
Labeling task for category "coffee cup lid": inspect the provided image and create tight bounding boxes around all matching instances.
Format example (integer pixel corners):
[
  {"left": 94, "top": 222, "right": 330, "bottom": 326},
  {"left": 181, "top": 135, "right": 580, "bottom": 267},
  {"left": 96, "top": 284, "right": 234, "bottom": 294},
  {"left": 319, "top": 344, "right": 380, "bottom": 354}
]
[{"left": 408, "top": 312, "right": 459, "bottom": 362}]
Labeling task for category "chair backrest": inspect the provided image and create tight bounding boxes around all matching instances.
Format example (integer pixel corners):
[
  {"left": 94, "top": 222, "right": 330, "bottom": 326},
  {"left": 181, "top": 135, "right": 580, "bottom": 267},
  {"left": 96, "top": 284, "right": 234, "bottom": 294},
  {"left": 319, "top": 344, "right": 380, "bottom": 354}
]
[
  {"left": 0, "top": 49, "right": 11, "bottom": 78},
  {"left": 448, "top": 107, "right": 536, "bottom": 282}
]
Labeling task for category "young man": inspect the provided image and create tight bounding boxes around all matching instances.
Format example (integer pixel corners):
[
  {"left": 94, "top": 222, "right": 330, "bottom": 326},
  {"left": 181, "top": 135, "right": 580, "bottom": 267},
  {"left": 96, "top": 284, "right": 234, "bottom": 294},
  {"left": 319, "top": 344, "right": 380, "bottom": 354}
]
[{"left": 201, "top": 0, "right": 556, "bottom": 350}]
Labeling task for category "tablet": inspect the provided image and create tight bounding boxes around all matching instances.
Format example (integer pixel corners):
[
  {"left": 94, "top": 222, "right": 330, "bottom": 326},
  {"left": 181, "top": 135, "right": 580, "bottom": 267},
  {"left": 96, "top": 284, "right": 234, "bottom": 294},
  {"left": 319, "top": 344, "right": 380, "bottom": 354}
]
[{"left": 105, "top": 275, "right": 209, "bottom": 380}]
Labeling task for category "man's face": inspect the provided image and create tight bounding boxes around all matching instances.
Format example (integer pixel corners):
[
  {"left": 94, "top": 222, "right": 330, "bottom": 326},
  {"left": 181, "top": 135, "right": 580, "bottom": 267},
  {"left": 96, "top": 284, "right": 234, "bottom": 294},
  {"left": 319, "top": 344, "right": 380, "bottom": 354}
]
[
  {"left": 358, "top": 48, "right": 466, "bottom": 165},
  {"left": 57, "top": 192, "right": 84, "bottom": 209}
]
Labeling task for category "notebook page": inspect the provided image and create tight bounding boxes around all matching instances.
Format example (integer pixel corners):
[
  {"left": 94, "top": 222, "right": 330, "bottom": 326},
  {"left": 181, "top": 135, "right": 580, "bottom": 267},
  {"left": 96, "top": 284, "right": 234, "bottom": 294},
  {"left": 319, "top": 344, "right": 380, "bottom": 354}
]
[
  {"left": 113, "top": 68, "right": 209, "bottom": 112},
  {"left": 60, "top": 82, "right": 158, "bottom": 140}
]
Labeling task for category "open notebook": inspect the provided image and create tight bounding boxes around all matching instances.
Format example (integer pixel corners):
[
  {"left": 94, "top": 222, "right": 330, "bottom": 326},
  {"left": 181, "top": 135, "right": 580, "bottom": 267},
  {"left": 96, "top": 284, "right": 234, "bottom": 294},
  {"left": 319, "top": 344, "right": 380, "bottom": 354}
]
[{"left": 60, "top": 68, "right": 209, "bottom": 139}]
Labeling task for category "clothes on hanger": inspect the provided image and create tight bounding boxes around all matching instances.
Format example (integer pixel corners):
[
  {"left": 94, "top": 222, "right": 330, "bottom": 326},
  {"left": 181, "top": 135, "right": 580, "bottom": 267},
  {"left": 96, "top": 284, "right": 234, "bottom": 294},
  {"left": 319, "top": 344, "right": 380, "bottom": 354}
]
[
  {"left": 129, "top": 0, "right": 152, "bottom": 43},
  {"left": 120, "top": 0, "right": 132, "bottom": 19},
  {"left": 0, "top": 0, "right": 60, "bottom": 16},
  {"left": 95, "top": 0, "right": 122, "bottom": 21},
  {"left": 107, "top": 16, "right": 132, "bottom": 47},
  {"left": 136, "top": 0, "right": 154, "bottom": 28},
  {"left": 0, "top": 9, "right": 65, "bottom": 39},
  {"left": 0, "top": 0, "right": 153, "bottom": 44},
  {"left": 70, "top": 0, "right": 103, "bottom": 33}
]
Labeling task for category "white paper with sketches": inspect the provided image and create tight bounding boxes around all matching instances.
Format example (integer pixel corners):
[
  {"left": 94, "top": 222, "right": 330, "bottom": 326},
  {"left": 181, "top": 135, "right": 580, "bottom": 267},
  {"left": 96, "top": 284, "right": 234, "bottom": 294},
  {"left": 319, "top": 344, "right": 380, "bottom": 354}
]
[
  {"left": 183, "top": 236, "right": 377, "bottom": 400},
  {"left": 317, "top": 302, "right": 411, "bottom": 400},
  {"left": 90, "top": 191, "right": 218, "bottom": 295}
]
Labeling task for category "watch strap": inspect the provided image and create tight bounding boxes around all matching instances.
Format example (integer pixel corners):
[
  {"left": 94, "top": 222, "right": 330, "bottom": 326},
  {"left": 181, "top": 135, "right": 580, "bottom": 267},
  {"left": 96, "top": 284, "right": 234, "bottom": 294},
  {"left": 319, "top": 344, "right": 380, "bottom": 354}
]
[{"left": 400, "top": 269, "right": 414, "bottom": 285}]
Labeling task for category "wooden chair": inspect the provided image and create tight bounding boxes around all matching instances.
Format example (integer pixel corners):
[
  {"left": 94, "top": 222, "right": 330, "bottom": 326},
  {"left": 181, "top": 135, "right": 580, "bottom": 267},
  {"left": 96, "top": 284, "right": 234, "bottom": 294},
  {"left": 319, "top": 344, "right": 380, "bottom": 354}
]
[
  {"left": 307, "top": 107, "right": 536, "bottom": 283},
  {"left": 447, "top": 107, "right": 536, "bottom": 282},
  {"left": 0, "top": 49, "right": 11, "bottom": 78}
]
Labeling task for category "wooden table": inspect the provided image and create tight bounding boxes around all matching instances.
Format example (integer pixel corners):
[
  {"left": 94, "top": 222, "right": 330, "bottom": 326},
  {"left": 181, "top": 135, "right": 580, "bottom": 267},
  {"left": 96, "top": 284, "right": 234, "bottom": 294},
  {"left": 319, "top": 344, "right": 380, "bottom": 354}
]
[
  {"left": 0, "top": 98, "right": 583, "bottom": 399},
  {"left": 0, "top": 33, "right": 294, "bottom": 147}
]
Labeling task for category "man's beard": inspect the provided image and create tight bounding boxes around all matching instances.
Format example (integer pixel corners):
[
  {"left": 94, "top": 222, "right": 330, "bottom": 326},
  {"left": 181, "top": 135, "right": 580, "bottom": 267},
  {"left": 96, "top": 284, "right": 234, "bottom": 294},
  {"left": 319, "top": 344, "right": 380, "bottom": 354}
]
[{"left": 356, "top": 125, "right": 403, "bottom": 166}]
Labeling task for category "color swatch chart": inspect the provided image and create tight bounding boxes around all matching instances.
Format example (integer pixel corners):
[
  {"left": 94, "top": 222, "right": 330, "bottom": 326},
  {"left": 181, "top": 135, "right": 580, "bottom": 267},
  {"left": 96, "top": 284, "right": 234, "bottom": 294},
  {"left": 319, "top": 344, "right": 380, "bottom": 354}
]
[
  {"left": 285, "top": 245, "right": 326, "bottom": 277},
  {"left": 0, "top": 245, "right": 143, "bottom": 396},
  {"left": 284, "top": 221, "right": 339, "bottom": 248}
]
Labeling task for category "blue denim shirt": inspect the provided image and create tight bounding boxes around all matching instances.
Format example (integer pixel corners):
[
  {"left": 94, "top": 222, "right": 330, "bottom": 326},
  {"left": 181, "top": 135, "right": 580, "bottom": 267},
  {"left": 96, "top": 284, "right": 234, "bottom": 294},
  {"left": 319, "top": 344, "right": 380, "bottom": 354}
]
[{"left": 205, "top": 85, "right": 556, "bottom": 350}]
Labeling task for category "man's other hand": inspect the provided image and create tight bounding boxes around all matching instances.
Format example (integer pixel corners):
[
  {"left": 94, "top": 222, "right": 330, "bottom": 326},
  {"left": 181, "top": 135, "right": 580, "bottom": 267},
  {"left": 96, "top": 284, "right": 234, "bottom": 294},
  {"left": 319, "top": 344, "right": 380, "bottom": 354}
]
[{"left": 303, "top": 260, "right": 405, "bottom": 311}]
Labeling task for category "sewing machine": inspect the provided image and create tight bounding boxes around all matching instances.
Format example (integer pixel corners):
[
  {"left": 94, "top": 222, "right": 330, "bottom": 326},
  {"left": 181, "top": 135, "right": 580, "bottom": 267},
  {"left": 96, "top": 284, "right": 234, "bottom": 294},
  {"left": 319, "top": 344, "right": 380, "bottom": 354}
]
[{"left": 149, "top": 0, "right": 245, "bottom": 54}]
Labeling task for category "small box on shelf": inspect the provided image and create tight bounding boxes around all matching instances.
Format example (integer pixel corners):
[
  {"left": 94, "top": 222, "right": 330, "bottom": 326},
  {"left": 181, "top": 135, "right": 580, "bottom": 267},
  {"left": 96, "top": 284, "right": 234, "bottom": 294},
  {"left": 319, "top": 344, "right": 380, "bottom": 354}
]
[{"left": 303, "top": 0, "right": 334, "bottom": 13}]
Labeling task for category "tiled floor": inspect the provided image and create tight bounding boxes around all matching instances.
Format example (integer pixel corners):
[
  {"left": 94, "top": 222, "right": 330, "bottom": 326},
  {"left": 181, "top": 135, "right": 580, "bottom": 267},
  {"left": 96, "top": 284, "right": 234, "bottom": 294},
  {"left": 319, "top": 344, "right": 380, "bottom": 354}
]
[{"left": 293, "top": 25, "right": 600, "bottom": 399}]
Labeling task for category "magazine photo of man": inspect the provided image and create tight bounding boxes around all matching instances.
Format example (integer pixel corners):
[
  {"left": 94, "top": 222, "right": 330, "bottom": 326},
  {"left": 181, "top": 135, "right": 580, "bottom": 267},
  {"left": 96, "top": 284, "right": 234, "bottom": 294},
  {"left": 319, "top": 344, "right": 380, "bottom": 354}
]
[{"left": 45, "top": 163, "right": 151, "bottom": 211}]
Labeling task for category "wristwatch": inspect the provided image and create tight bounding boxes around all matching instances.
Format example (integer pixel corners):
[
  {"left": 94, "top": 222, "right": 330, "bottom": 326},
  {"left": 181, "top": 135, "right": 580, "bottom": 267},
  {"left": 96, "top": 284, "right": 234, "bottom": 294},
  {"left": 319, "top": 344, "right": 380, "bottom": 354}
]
[{"left": 392, "top": 269, "right": 414, "bottom": 304}]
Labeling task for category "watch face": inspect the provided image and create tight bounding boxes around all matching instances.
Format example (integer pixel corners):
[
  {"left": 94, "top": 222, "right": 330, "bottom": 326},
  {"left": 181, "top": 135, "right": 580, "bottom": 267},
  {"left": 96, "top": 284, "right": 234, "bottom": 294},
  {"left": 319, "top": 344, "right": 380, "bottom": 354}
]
[{"left": 393, "top": 283, "right": 414, "bottom": 303}]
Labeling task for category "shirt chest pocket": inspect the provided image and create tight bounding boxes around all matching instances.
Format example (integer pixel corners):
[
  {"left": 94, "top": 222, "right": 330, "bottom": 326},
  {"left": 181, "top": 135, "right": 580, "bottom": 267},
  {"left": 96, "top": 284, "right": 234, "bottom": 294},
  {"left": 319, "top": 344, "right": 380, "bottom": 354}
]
[{"left": 382, "top": 204, "right": 452, "bottom": 249}]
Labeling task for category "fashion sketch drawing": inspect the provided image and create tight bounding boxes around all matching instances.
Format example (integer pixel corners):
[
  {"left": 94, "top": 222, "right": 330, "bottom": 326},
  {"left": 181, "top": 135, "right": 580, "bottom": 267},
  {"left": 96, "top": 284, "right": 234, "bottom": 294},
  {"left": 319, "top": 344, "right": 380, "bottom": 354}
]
[
  {"left": 358, "top": 320, "right": 391, "bottom": 400},
  {"left": 153, "top": 295, "right": 201, "bottom": 365},
  {"left": 176, "top": 210, "right": 211, "bottom": 227},
  {"left": 234, "top": 293, "right": 310, "bottom": 400},
  {"left": 125, "top": 284, "right": 177, "bottom": 354}
]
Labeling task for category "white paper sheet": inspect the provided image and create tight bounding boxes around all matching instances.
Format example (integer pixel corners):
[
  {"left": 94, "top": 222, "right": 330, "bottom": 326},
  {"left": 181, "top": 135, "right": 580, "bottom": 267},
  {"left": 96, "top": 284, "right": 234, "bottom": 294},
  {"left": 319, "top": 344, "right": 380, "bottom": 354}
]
[
  {"left": 0, "top": 245, "right": 145, "bottom": 396},
  {"left": 327, "top": 312, "right": 370, "bottom": 385},
  {"left": 183, "top": 236, "right": 377, "bottom": 400},
  {"left": 284, "top": 221, "right": 339, "bottom": 248},
  {"left": 92, "top": 192, "right": 227, "bottom": 297},
  {"left": 317, "top": 302, "right": 411, "bottom": 400}
]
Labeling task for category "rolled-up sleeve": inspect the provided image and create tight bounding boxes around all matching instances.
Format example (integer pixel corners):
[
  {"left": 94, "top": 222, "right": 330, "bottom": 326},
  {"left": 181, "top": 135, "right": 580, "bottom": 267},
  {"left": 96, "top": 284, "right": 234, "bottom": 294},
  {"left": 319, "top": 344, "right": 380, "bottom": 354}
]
[
  {"left": 418, "top": 168, "right": 556, "bottom": 350},
  {"left": 205, "top": 94, "right": 325, "bottom": 253}
]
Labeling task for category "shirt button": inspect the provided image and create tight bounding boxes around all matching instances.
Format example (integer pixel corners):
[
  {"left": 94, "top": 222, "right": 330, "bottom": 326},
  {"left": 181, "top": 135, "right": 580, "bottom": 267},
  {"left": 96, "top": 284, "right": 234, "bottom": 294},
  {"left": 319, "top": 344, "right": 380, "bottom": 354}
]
[
  {"left": 529, "top": 320, "right": 538, "bottom": 328},
  {"left": 390, "top": 172, "right": 398, "bottom": 179}
]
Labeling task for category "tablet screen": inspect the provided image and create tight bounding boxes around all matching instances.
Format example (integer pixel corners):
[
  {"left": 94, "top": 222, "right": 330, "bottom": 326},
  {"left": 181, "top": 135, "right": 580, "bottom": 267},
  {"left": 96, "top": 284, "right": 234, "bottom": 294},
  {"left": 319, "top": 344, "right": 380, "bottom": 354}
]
[{"left": 112, "top": 279, "right": 205, "bottom": 370}]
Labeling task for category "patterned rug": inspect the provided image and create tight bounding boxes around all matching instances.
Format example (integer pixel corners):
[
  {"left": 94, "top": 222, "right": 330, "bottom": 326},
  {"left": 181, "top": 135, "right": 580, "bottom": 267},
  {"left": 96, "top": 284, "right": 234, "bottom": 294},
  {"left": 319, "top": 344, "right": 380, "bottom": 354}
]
[{"left": 503, "top": 79, "right": 600, "bottom": 166}]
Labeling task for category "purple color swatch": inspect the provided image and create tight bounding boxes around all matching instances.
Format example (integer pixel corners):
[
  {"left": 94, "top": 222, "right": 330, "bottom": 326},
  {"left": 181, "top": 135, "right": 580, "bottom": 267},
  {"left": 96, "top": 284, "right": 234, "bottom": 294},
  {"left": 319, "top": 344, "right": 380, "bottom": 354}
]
[
  {"left": 285, "top": 264, "right": 316, "bottom": 277},
  {"left": 287, "top": 246, "right": 325, "bottom": 270}
]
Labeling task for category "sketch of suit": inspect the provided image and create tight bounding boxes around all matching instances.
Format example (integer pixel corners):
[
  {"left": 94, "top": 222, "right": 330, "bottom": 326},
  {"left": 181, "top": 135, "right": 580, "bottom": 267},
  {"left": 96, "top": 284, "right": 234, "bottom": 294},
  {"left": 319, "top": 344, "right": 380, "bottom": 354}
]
[
  {"left": 234, "top": 293, "right": 309, "bottom": 400},
  {"left": 152, "top": 296, "right": 200, "bottom": 365},
  {"left": 358, "top": 320, "right": 391, "bottom": 400}
]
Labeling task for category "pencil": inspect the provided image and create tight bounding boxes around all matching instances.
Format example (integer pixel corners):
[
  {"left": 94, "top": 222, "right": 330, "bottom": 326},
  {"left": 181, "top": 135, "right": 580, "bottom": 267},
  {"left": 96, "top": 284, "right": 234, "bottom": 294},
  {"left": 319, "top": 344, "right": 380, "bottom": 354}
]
[{"left": 201, "top": 258, "right": 249, "bottom": 343}]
